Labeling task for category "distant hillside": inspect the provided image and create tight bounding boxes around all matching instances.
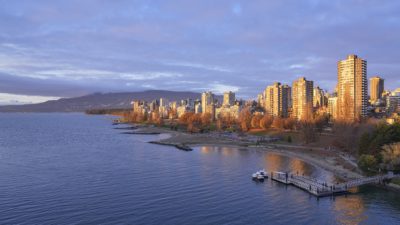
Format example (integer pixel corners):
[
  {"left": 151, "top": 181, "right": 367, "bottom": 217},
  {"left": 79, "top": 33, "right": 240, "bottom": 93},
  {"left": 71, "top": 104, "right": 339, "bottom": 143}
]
[{"left": 0, "top": 90, "right": 210, "bottom": 112}]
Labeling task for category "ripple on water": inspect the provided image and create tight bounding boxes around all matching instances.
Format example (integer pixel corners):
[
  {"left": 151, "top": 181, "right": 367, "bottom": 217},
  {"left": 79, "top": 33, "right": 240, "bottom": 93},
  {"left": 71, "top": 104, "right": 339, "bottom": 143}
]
[{"left": 0, "top": 113, "right": 399, "bottom": 225}]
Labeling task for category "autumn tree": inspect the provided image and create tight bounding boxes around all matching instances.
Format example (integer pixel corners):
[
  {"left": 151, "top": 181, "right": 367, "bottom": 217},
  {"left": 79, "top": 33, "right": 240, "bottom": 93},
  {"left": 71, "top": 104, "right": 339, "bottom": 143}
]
[
  {"left": 238, "top": 107, "right": 252, "bottom": 131},
  {"left": 179, "top": 112, "right": 194, "bottom": 125},
  {"left": 187, "top": 113, "right": 202, "bottom": 133},
  {"left": 147, "top": 111, "right": 162, "bottom": 126},
  {"left": 251, "top": 114, "right": 263, "bottom": 129},
  {"left": 260, "top": 115, "right": 274, "bottom": 129},
  {"left": 216, "top": 116, "right": 224, "bottom": 130},
  {"left": 169, "top": 108, "right": 178, "bottom": 119},
  {"left": 272, "top": 117, "right": 284, "bottom": 129},
  {"left": 283, "top": 117, "right": 297, "bottom": 130},
  {"left": 201, "top": 112, "right": 212, "bottom": 128}
]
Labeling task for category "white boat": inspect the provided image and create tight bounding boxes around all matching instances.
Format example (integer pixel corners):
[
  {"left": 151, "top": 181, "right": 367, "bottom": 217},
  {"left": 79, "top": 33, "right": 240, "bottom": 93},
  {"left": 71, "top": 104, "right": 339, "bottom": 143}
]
[
  {"left": 257, "top": 169, "right": 268, "bottom": 178},
  {"left": 252, "top": 169, "right": 268, "bottom": 181},
  {"left": 256, "top": 174, "right": 265, "bottom": 181}
]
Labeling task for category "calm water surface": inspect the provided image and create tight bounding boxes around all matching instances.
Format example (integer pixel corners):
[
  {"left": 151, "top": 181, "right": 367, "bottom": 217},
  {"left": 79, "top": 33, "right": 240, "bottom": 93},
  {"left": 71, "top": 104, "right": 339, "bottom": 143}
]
[{"left": 0, "top": 113, "right": 399, "bottom": 225}]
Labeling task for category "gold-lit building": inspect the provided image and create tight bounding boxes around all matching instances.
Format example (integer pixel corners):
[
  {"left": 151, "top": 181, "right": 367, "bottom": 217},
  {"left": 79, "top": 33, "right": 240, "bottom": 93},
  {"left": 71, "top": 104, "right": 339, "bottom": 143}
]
[
  {"left": 337, "top": 54, "right": 367, "bottom": 121},
  {"left": 369, "top": 76, "right": 384, "bottom": 104},
  {"left": 328, "top": 96, "right": 338, "bottom": 119},
  {"left": 264, "top": 82, "right": 290, "bottom": 118},
  {"left": 223, "top": 91, "right": 235, "bottom": 107},
  {"left": 313, "top": 86, "right": 326, "bottom": 108},
  {"left": 201, "top": 91, "right": 215, "bottom": 118},
  {"left": 292, "top": 77, "right": 313, "bottom": 120}
]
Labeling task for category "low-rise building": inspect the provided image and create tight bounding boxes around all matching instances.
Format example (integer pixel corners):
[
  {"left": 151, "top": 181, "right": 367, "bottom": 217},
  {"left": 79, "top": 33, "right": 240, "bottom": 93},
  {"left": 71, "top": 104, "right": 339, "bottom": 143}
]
[{"left": 215, "top": 104, "right": 241, "bottom": 119}]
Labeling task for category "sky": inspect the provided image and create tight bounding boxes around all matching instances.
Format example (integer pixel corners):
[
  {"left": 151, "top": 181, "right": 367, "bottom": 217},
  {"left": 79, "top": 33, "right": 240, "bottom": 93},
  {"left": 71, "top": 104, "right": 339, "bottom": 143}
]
[{"left": 0, "top": 0, "right": 400, "bottom": 104}]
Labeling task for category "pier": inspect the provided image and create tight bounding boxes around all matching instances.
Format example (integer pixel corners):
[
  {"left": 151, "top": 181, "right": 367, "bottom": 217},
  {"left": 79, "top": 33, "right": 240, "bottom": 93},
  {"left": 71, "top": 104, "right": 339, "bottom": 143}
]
[{"left": 270, "top": 171, "right": 399, "bottom": 197}]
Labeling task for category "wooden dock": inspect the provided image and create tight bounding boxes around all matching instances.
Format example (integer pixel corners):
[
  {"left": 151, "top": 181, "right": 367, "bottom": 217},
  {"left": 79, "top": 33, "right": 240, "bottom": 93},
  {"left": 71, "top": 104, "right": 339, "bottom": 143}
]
[{"left": 270, "top": 171, "right": 398, "bottom": 197}]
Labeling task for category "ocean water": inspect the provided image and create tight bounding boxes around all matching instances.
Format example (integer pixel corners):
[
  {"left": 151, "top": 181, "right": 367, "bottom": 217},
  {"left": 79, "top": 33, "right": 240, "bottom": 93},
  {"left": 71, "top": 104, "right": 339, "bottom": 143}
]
[{"left": 0, "top": 113, "right": 399, "bottom": 225}]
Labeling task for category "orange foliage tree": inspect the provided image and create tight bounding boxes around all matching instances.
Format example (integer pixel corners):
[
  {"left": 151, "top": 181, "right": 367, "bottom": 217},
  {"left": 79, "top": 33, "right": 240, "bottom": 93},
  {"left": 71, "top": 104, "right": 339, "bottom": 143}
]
[
  {"left": 201, "top": 112, "right": 212, "bottom": 128},
  {"left": 272, "top": 117, "right": 284, "bottom": 129},
  {"left": 238, "top": 107, "right": 252, "bottom": 131},
  {"left": 251, "top": 114, "right": 263, "bottom": 129},
  {"left": 260, "top": 115, "right": 274, "bottom": 129}
]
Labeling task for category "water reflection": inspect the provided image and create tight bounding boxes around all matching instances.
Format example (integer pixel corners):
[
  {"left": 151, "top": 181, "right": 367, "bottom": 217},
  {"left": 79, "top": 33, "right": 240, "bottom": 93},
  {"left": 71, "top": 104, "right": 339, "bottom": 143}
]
[
  {"left": 264, "top": 153, "right": 284, "bottom": 172},
  {"left": 2, "top": 113, "right": 400, "bottom": 225},
  {"left": 334, "top": 195, "right": 367, "bottom": 225},
  {"left": 191, "top": 146, "right": 400, "bottom": 224},
  {"left": 200, "top": 146, "right": 213, "bottom": 154},
  {"left": 200, "top": 146, "right": 244, "bottom": 157},
  {"left": 290, "top": 159, "right": 310, "bottom": 175},
  {"left": 200, "top": 146, "right": 316, "bottom": 176}
]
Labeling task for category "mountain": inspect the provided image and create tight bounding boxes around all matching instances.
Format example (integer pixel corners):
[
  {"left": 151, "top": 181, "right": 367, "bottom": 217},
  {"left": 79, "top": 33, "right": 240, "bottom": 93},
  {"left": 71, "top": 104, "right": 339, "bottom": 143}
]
[{"left": 0, "top": 90, "right": 214, "bottom": 112}]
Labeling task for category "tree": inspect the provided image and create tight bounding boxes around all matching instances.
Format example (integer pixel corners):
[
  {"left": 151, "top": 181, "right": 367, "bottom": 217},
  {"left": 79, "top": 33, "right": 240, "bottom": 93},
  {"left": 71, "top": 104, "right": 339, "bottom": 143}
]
[
  {"left": 332, "top": 121, "right": 363, "bottom": 154},
  {"left": 201, "top": 113, "right": 212, "bottom": 128},
  {"left": 216, "top": 114, "right": 236, "bottom": 131},
  {"left": 179, "top": 112, "right": 194, "bottom": 125},
  {"left": 272, "top": 117, "right": 284, "bottom": 129},
  {"left": 299, "top": 120, "right": 317, "bottom": 144},
  {"left": 238, "top": 107, "right": 252, "bottom": 131},
  {"left": 187, "top": 113, "right": 202, "bottom": 133},
  {"left": 148, "top": 111, "right": 163, "bottom": 126},
  {"left": 313, "top": 113, "right": 329, "bottom": 133},
  {"left": 357, "top": 122, "right": 400, "bottom": 156},
  {"left": 283, "top": 118, "right": 297, "bottom": 130},
  {"left": 251, "top": 114, "right": 263, "bottom": 129},
  {"left": 381, "top": 142, "right": 400, "bottom": 171},
  {"left": 358, "top": 154, "right": 378, "bottom": 172},
  {"left": 169, "top": 108, "right": 178, "bottom": 119},
  {"left": 260, "top": 115, "right": 274, "bottom": 129}
]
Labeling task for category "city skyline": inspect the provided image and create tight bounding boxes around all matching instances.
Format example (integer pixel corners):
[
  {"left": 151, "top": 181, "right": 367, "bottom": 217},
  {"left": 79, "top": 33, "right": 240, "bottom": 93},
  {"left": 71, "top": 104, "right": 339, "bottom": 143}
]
[{"left": 0, "top": 1, "right": 400, "bottom": 105}]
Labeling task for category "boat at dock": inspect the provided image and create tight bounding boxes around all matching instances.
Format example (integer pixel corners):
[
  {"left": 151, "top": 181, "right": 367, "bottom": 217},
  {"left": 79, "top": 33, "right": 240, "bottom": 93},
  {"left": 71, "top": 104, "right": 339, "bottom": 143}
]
[{"left": 252, "top": 169, "right": 268, "bottom": 181}]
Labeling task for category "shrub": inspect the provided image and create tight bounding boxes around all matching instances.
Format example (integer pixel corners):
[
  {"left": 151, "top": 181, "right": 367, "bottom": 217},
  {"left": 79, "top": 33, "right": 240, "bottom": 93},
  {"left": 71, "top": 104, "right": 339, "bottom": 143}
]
[{"left": 358, "top": 154, "right": 378, "bottom": 172}]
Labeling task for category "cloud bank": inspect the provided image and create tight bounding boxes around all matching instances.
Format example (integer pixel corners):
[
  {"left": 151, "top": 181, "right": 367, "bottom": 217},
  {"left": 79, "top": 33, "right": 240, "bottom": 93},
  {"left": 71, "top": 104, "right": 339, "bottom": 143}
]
[{"left": 0, "top": 0, "right": 399, "bottom": 103}]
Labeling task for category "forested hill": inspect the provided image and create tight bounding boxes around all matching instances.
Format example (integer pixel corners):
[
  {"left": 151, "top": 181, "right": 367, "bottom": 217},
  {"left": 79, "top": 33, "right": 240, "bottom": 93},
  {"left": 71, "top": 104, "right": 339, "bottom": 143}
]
[{"left": 0, "top": 90, "right": 204, "bottom": 112}]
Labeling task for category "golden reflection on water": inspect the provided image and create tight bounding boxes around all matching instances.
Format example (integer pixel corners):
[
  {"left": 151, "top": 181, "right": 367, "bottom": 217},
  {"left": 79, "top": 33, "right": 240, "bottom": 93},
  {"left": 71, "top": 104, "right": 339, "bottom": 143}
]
[
  {"left": 263, "top": 153, "right": 310, "bottom": 175},
  {"left": 263, "top": 153, "right": 283, "bottom": 172},
  {"left": 221, "top": 147, "right": 233, "bottom": 156},
  {"left": 200, "top": 146, "right": 234, "bottom": 156},
  {"left": 290, "top": 158, "right": 308, "bottom": 175},
  {"left": 333, "top": 195, "right": 367, "bottom": 225},
  {"left": 199, "top": 146, "right": 372, "bottom": 225},
  {"left": 200, "top": 146, "right": 212, "bottom": 154}
]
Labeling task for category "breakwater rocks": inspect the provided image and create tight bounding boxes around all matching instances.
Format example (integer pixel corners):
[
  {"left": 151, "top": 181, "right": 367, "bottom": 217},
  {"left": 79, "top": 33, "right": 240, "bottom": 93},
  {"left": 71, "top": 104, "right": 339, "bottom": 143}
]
[
  {"left": 114, "top": 126, "right": 138, "bottom": 130},
  {"left": 148, "top": 141, "right": 193, "bottom": 151}
]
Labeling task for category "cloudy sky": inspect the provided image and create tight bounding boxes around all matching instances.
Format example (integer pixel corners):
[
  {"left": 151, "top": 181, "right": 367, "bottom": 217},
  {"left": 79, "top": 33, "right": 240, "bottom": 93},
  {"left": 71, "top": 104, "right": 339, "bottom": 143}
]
[{"left": 0, "top": 0, "right": 399, "bottom": 104}]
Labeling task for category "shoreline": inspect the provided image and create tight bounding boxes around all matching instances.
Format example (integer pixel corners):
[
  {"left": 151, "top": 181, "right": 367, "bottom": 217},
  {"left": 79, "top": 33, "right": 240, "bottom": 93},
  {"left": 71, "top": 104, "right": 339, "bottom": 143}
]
[{"left": 131, "top": 125, "right": 363, "bottom": 181}]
